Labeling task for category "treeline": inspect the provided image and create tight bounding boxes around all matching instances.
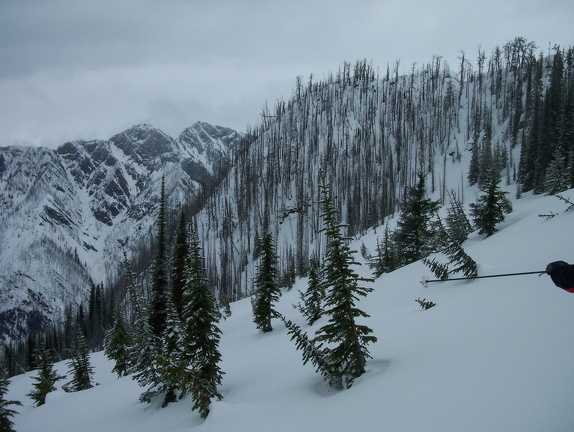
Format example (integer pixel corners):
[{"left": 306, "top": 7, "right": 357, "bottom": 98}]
[{"left": 1, "top": 281, "right": 116, "bottom": 377}]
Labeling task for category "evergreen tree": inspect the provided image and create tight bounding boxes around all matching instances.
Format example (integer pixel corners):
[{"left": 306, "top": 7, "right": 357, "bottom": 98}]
[
  {"left": 0, "top": 369, "right": 21, "bottom": 432},
  {"left": 179, "top": 226, "right": 224, "bottom": 419},
  {"left": 297, "top": 253, "right": 324, "bottom": 326},
  {"left": 62, "top": 333, "right": 94, "bottom": 393},
  {"left": 252, "top": 231, "right": 281, "bottom": 333},
  {"left": 395, "top": 169, "right": 441, "bottom": 264},
  {"left": 423, "top": 197, "right": 477, "bottom": 280},
  {"left": 519, "top": 56, "right": 544, "bottom": 192},
  {"left": 156, "top": 299, "right": 184, "bottom": 407},
  {"left": 535, "top": 48, "right": 564, "bottom": 192},
  {"left": 469, "top": 168, "right": 513, "bottom": 237},
  {"left": 171, "top": 209, "right": 189, "bottom": 318},
  {"left": 104, "top": 307, "right": 132, "bottom": 378},
  {"left": 478, "top": 143, "right": 493, "bottom": 190},
  {"left": 369, "top": 224, "right": 399, "bottom": 276},
  {"left": 444, "top": 189, "right": 473, "bottom": 244},
  {"left": 27, "top": 348, "right": 64, "bottom": 406},
  {"left": 545, "top": 148, "right": 569, "bottom": 195},
  {"left": 123, "top": 255, "right": 161, "bottom": 403},
  {"left": 131, "top": 306, "right": 161, "bottom": 403},
  {"left": 150, "top": 175, "right": 169, "bottom": 339},
  {"left": 468, "top": 141, "right": 480, "bottom": 186},
  {"left": 311, "top": 173, "right": 377, "bottom": 389}
]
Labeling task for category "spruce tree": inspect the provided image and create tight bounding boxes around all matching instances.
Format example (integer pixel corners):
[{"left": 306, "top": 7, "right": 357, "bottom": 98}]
[
  {"left": 395, "top": 169, "right": 441, "bottom": 264},
  {"left": 150, "top": 175, "right": 169, "bottom": 339},
  {"left": 297, "top": 253, "right": 324, "bottom": 326},
  {"left": 27, "top": 348, "right": 64, "bottom": 406},
  {"left": 520, "top": 55, "right": 544, "bottom": 192},
  {"left": 179, "top": 226, "right": 224, "bottom": 419},
  {"left": 104, "top": 307, "right": 132, "bottom": 378},
  {"left": 62, "top": 333, "right": 94, "bottom": 393},
  {"left": 370, "top": 224, "right": 399, "bottom": 276},
  {"left": 444, "top": 189, "right": 473, "bottom": 244},
  {"left": 311, "top": 173, "right": 377, "bottom": 389},
  {"left": 252, "top": 231, "right": 281, "bottom": 333},
  {"left": 171, "top": 209, "right": 189, "bottom": 318},
  {"left": 156, "top": 299, "right": 184, "bottom": 407},
  {"left": 123, "top": 255, "right": 161, "bottom": 403},
  {"left": 0, "top": 369, "right": 21, "bottom": 432},
  {"left": 423, "top": 198, "right": 477, "bottom": 280},
  {"left": 468, "top": 141, "right": 480, "bottom": 186},
  {"left": 545, "top": 148, "right": 569, "bottom": 195},
  {"left": 470, "top": 168, "right": 513, "bottom": 237}
]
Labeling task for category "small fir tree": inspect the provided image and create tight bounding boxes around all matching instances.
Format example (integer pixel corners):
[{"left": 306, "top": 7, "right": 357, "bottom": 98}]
[
  {"left": 62, "top": 333, "right": 94, "bottom": 393},
  {"left": 470, "top": 168, "right": 513, "bottom": 237},
  {"left": 545, "top": 148, "right": 569, "bottom": 195},
  {"left": 444, "top": 189, "right": 473, "bottom": 244},
  {"left": 27, "top": 348, "right": 64, "bottom": 406},
  {"left": 252, "top": 231, "right": 281, "bottom": 333},
  {"left": 424, "top": 191, "right": 478, "bottom": 279},
  {"left": 121, "top": 254, "right": 162, "bottom": 403},
  {"left": 310, "top": 173, "right": 377, "bottom": 389},
  {"left": 156, "top": 299, "right": 184, "bottom": 407},
  {"left": 395, "top": 169, "right": 441, "bottom": 264},
  {"left": 297, "top": 253, "right": 324, "bottom": 326},
  {"left": 179, "top": 226, "right": 224, "bottom": 419},
  {"left": 104, "top": 307, "right": 132, "bottom": 378},
  {"left": 0, "top": 369, "right": 22, "bottom": 432},
  {"left": 370, "top": 224, "right": 399, "bottom": 276},
  {"left": 131, "top": 303, "right": 161, "bottom": 403}
]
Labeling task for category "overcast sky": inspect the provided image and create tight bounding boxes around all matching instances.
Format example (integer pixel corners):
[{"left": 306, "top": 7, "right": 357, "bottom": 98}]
[{"left": 1, "top": 0, "right": 573, "bottom": 148}]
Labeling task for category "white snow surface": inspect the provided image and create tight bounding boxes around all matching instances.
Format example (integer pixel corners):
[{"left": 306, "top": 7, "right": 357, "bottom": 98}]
[{"left": 7, "top": 190, "right": 574, "bottom": 432}]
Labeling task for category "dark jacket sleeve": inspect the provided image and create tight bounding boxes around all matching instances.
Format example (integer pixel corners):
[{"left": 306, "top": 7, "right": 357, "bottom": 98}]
[{"left": 546, "top": 261, "right": 574, "bottom": 291}]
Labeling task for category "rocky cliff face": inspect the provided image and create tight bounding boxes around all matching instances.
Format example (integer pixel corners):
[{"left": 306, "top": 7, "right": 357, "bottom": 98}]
[{"left": 0, "top": 121, "right": 241, "bottom": 343}]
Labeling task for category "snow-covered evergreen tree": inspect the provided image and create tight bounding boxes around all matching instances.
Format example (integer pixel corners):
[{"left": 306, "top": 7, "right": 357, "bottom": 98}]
[
  {"left": 0, "top": 369, "right": 21, "bottom": 432},
  {"left": 369, "top": 224, "right": 399, "bottom": 277},
  {"left": 252, "top": 231, "right": 281, "bottom": 333},
  {"left": 444, "top": 189, "right": 473, "bottom": 244},
  {"left": 104, "top": 307, "right": 132, "bottom": 377},
  {"left": 470, "top": 168, "right": 513, "bottom": 237},
  {"left": 156, "top": 299, "right": 185, "bottom": 407},
  {"left": 27, "top": 348, "right": 64, "bottom": 406},
  {"left": 395, "top": 169, "right": 441, "bottom": 265},
  {"left": 545, "top": 148, "right": 569, "bottom": 195},
  {"left": 310, "top": 173, "right": 377, "bottom": 389},
  {"left": 178, "top": 225, "right": 224, "bottom": 419},
  {"left": 150, "top": 175, "right": 169, "bottom": 340},
  {"left": 122, "top": 255, "right": 162, "bottom": 403},
  {"left": 171, "top": 209, "right": 189, "bottom": 318},
  {"left": 62, "top": 333, "right": 94, "bottom": 393},
  {"left": 297, "top": 253, "right": 324, "bottom": 326}
]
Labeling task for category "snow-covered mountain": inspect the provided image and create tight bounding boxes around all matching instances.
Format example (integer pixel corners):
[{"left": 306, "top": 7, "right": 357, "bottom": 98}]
[{"left": 0, "top": 121, "right": 242, "bottom": 343}]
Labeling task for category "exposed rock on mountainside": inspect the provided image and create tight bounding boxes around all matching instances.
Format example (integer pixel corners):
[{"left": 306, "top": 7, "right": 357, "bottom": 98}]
[{"left": 0, "top": 122, "right": 241, "bottom": 343}]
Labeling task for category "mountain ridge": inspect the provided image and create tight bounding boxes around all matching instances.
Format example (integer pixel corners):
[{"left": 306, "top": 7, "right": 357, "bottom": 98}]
[{"left": 0, "top": 121, "right": 242, "bottom": 343}]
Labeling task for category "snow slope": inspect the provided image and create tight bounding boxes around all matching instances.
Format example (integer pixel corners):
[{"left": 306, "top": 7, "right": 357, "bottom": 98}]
[{"left": 7, "top": 189, "right": 574, "bottom": 432}]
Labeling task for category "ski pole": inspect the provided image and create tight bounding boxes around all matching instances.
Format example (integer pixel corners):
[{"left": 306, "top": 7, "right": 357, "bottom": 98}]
[{"left": 420, "top": 271, "right": 546, "bottom": 288}]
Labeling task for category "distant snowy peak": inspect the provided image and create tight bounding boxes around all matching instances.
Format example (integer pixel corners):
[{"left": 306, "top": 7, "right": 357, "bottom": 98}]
[
  {"left": 179, "top": 121, "right": 241, "bottom": 154},
  {"left": 0, "top": 122, "right": 242, "bottom": 343}
]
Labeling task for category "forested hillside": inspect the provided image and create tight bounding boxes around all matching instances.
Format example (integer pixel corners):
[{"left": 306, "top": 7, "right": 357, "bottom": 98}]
[{"left": 197, "top": 38, "right": 574, "bottom": 302}]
